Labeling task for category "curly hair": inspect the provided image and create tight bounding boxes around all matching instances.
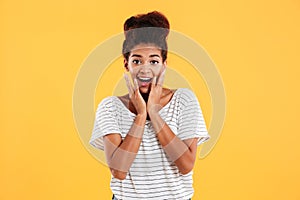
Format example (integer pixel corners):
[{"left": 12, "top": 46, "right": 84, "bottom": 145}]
[{"left": 122, "top": 11, "right": 170, "bottom": 63}]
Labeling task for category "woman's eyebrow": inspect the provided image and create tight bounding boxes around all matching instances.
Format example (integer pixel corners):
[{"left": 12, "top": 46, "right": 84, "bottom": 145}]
[
  {"left": 149, "top": 54, "right": 161, "bottom": 58},
  {"left": 131, "top": 54, "right": 142, "bottom": 58},
  {"left": 130, "top": 54, "right": 161, "bottom": 58}
]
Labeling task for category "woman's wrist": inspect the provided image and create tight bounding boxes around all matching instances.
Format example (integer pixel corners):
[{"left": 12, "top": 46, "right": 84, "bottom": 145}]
[
  {"left": 147, "top": 103, "right": 162, "bottom": 117},
  {"left": 148, "top": 110, "right": 158, "bottom": 119},
  {"left": 149, "top": 112, "right": 166, "bottom": 134},
  {"left": 135, "top": 113, "right": 147, "bottom": 125}
]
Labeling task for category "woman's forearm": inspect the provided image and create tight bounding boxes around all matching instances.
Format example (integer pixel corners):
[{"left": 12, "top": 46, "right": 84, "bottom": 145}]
[
  {"left": 104, "top": 113, "right": 147, "bottom": 180},
  {"left": 149, "top": 112, "right": 197, "bottom": 174}
]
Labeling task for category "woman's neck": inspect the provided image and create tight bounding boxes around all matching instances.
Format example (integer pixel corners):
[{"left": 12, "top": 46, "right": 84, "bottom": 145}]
[{"left": 141, "top": 92, "right": 149, "bottom": 103}]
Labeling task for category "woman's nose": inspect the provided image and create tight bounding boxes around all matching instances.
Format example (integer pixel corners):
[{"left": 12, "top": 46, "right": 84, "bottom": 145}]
[{"left": 138, "top": 65, "right": 152, "bottom": 75}]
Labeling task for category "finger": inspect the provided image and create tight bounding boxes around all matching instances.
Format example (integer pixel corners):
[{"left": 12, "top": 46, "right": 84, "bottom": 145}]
[
  {"left": 134, "top": 78, "right": 139, "bottom": 92},
  {"left": 151, "top": 76, "right": 157, "bottom": 90},
  {"left": 134, "top": 78, "right": 143, "bottom": 99},
  {"left": 124, "top": 73, "right": 134, "bottom": 97},
  {"left": 157, "top": 68, "right": 166, "bottom": 87}
]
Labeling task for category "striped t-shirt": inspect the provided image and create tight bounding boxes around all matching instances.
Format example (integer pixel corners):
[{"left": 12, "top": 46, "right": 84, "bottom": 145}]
[{"left": 89, "top": 88, "right": 210, "bottom": 200}]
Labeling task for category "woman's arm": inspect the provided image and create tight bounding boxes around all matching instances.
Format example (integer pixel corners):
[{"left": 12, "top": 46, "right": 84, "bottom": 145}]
[
  {"left": 148, "top": 111, "right": 199, "bottom": 174},
  {"left": 102, "top": 73, "right": 147, "bottom": 180},
  {"left": 103, "top": 113, "right": 146, "bottom": 180},
  {"left": 147, "top": 70, "right": 199, "bottom": 174}
]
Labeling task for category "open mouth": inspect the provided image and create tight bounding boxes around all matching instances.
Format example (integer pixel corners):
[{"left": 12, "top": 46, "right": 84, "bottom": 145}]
[{"left": 137, "top": 77, "right": 153, "bottom": 83}]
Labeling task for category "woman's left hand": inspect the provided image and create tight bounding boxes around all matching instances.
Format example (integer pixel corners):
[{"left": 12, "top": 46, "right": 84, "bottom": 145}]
[{"left": 147, "top": 66, "right": 166, "bottom": 115}]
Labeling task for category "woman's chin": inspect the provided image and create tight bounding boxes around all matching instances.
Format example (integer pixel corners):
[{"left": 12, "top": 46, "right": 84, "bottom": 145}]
[{"left": 139, "top": 86, "right": 151, "bottom": 94}]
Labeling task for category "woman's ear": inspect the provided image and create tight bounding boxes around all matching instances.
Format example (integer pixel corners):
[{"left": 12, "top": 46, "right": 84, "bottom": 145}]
[
  {"left": 163, "top": 60, "right": 167, "bottom": 69},
  {"left": 163, "top": 60, "right": 167, "bottom": 67},
  {"left": 124, "top": 59, "right": 129, "bottom": 71}
]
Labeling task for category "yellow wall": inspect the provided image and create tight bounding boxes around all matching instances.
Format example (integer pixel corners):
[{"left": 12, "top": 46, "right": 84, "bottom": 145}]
[{"left": 1, "top": 0, "right": 300, "bottom": 199}]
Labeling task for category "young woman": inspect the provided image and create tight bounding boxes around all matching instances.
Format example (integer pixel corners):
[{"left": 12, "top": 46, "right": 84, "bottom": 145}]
[{"left": 89, "top": 11, "right": 210, "bottom": 200}]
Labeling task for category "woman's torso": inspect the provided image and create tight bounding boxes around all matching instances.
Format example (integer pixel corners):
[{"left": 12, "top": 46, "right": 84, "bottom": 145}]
[{"left": 109, "top": 88, "right": 195, "bottom": 200}]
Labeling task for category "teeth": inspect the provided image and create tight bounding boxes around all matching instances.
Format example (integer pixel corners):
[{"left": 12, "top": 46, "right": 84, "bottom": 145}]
[{"left": 137, "top": 77, "right": 152, "bottom": 82}]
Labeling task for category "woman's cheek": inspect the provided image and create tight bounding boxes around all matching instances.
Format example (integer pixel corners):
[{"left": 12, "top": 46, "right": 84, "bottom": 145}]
[{"left": 151, "top": 65, "right": 164, "bottom": 77}]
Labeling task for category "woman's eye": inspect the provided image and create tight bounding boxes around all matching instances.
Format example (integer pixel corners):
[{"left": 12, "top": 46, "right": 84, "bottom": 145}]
[
  {"left": 132, "top": 60, "right": 142, "bottom": 64},
  {"left": 150, "top": 60, "right": 159, "bottom": 65}
]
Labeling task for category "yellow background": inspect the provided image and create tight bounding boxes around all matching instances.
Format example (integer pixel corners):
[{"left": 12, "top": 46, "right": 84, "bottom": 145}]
[{"left": 1, "top": 0, "right": 300, "bottom": 199}]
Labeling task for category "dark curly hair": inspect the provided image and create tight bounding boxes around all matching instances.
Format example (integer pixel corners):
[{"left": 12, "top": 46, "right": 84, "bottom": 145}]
[{"left": 122, "top": 11, "right": 170, "bottom": 64}]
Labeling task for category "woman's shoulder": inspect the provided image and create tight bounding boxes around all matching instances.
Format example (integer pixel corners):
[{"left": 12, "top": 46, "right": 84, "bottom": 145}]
[
  {"left": 96, "top": 95, "right": 130, "bottom": 112},
  {"left": 96, "top": 96, "right": 122, "bottom": 110},
  {"left": 97, "top": 95, "right": 115, "bottom": 105},
  {"left": 175, "top": 88, "right": 198, "bottom": 100}
]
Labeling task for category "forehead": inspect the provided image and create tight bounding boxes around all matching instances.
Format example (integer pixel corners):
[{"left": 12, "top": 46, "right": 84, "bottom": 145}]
[{"left": 130, "top": 44, "right": 162, "bottom": 58}]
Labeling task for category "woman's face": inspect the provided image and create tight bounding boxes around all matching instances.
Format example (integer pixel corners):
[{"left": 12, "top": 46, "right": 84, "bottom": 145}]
[{"left": 125, "top": 43, "right": 166, "bottom": 94}]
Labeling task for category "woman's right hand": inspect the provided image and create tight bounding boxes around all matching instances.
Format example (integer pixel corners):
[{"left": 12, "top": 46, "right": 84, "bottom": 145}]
[{"left": 124, "top": 73, "right": 147, "bottom": 116}]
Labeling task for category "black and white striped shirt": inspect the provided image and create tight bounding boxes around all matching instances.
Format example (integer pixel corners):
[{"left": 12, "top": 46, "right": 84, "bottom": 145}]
[{"left": 89, "top": 88, "right": 210, "bottom": 200}]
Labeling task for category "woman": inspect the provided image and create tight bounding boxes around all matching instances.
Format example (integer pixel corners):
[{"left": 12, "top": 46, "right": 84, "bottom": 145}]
[{"left": 89, "top": 11, "right": 210, "bottom": 200}]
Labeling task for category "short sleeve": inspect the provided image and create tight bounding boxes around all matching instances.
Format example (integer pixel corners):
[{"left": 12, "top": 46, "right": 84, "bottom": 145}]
[
  {"left": 89, "top": 97, "right": 122, "bottom": 151},
  {"left": 177, "top": 88, "right": 211, "bottom": 146}
]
